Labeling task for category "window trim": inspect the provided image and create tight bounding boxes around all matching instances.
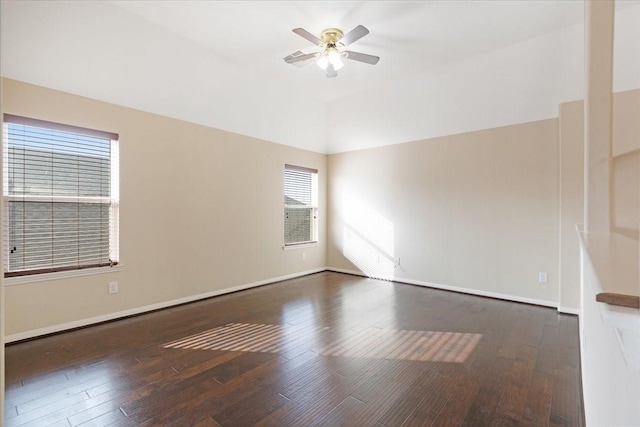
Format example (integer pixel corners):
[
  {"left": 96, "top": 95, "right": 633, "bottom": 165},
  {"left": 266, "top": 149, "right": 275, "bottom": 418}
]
[
  {"left": 2, "top": 114, "right": 120, "bottom": 278},
  {"left": 283, "top": 242, "right": 319, "bottom": 251},
  {"left": 3, "top": 114, "right": 118, "bottom": 141},
  {"left": 4, "top": 263, "right": 123, "bottom": 286},
  {"left": 284, "top": 164, "right": 317, "bottom": 175},
  {"left": 284, "top": 164, "right": 318, "bottom": 247}
]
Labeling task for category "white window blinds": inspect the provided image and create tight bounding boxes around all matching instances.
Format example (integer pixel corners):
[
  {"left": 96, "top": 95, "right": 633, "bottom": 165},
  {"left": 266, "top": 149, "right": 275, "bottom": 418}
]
[
  {"left": 284, "top": 164, "right": 318, "bottom": 245},
  {"left": 3, "top": 114, "right": 119, "bottom": 277}
]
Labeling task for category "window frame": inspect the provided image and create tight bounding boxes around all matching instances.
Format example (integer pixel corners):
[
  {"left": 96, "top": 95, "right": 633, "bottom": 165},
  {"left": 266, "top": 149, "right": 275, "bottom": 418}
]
[
  {"left": 2, "top": 114, "right": 120, "bottom": 278},
  {"left": 283, "top": 164, "right": 318, "bottom": 248}
]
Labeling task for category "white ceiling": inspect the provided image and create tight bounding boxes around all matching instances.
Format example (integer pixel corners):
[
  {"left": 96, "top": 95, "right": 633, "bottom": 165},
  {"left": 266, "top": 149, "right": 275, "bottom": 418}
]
[
  {"left": 2, "top": 1, "right": 639, "bottom": 153},
  {"left": 110, "top": 0, "right": 586, "bottom": 103}
]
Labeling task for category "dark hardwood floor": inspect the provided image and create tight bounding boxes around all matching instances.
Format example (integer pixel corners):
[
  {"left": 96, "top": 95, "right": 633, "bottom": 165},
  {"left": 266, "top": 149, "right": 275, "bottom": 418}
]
[{"left": 4, "top": 272, "right": 584, "bottom": 426}]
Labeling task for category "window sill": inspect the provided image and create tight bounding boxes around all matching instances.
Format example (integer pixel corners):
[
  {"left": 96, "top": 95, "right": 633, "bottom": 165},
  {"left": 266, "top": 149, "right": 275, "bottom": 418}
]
[
  {"left": 4, "top": 264, "right": 123, "bottom": 286},
  {"left": 283, "top": 242, "right": 319, "bottom": 251}
]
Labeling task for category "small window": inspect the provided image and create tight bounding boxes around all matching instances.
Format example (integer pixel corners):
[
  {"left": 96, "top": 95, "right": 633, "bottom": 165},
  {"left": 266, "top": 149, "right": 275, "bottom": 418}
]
[
  {"left": 2, "top": 114, "right": 119, "bottom": 277},
  {"left": 284, "top": 164, "right": 318, "bottom": 246}
]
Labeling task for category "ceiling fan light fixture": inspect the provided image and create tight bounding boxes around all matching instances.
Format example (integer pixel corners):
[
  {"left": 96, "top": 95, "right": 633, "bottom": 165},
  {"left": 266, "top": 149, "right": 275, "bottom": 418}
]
[
  {"left": 317, "top": 55, "right": 329, "bottom": 70},
  {"left": 317, "top": 47, "right": 343, "bottom": 71},
  {"left": 328, "top": 48, "right": 344, "bottom": 70}
]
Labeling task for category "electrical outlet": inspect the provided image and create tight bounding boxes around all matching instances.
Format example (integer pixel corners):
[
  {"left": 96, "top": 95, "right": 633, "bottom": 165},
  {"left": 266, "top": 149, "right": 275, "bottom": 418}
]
[
  {"left": 302, "top": 252, "right": 306, "bottom": 261},
  {"left": 538, "top": 272, "right": 548, "bottom": 284},
  {"left": 109, "top": 281, "right": 118, "bottom": 294}
]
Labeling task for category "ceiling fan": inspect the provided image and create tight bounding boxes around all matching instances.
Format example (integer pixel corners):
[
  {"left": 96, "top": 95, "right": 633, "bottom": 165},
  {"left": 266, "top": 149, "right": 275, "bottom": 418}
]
[{"left": 284, "top": 25, "right": 380, "bottom": 78}]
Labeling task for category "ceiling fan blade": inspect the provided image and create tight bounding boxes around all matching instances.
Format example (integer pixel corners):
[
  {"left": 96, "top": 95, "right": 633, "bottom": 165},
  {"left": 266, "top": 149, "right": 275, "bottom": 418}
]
[
  {"left": 339, "top": 25, "right": 369, "bottom": 46},
  {"left": 284, "top": 51, "right": 319, "bottom": 64},
  {"left": 326, "top": 63, "right": 338, "bottom": 78},
  {"left": 292, "top": 28, "right": 323, "bottom": 46},
  {"left": 343, "top": 50, "right": 380, "bottom": 65}
]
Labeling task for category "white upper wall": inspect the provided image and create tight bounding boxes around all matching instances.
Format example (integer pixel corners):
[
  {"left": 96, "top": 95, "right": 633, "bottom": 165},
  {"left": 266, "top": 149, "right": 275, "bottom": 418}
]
[
  {"left": 1, "top": 2, "right": 639, "bottom": 154},
  {"left": 326, "top": 4, "right": 640, "bottom": 153},
  {"left": 0, "top": 0, "right": 328, "bottom": 153}
]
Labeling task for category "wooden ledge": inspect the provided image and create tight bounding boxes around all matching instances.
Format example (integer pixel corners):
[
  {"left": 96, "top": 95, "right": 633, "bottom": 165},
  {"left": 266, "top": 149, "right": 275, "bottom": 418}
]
[{"left": 597, "top": 293, "right": 640, "bottom": 309}]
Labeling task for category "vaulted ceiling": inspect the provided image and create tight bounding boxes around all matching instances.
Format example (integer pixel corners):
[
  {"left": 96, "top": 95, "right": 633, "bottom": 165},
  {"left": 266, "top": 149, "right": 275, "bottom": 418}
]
[{"left": 2, "top": 1, "right": 639, "bottom": 153}]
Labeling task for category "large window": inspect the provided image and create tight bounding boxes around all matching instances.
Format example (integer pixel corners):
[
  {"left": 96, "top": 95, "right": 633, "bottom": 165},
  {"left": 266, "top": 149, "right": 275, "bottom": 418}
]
[
  {"left": 3, "top": 114, "right": 119, "bottom": 277},
  {"left": 284, "top": 164, "right": 318, "bottom": 246}
]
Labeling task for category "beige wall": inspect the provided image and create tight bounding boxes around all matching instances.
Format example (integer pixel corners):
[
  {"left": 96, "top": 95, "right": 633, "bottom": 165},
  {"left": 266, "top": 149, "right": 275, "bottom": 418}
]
[
  {"left": 559, "top": 100, "right": 585, "bottom": 311},
  {"left": 2, "top": 79, "right": 638, "bottom": 339},
  {"left": 327, "top": 88, "right": 639, "bottom": 311},
  {"left": 557, "top": 90, "right": 640, "bottom": 311},
  {"left": 2, "top": 78, "right": 327, "bottom": 338},
  {"left": 558, "top": 89, "right": 640, "bottom": 311},
  {"left": 613, "top": 150, "right": 640, "bottom": 241},
  {"left": 328, "top": 119, "right": 561, "bottom": 306},
  {"left": 612, "top": 88, "right": 640, "bottom": 241},
  {"left": 613, "top": 89, "right": 640, "bottom": 157}
]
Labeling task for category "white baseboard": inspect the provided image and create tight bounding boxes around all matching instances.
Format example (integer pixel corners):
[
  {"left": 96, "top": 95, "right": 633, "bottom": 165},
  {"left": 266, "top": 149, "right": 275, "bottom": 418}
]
[
  {"left": 5, "top": 267, "right": 326, "bottom": 343},
  {"left": 326, "top": 267, "right": 559, "bottom": 309},
  {"left": 327, "top": 267, "right": 372, "bottom": 277},
  {"left": 6, "top": 267, "right": 575, "bottom": 342},
  {"left": 558, "top": 306, "right": 580, "bottom": 315}
]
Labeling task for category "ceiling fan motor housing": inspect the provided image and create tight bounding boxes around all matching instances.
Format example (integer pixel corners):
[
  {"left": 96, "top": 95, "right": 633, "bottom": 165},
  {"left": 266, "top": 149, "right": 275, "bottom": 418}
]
[{"left": 320, "top": 28, "right": 344, "bottom": 46}]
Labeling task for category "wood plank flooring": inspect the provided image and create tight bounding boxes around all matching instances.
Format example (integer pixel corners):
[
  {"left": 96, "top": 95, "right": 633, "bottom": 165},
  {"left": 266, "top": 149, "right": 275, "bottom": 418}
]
[{"left": 4, "top": 272, "right": 584, "bottom": 426}]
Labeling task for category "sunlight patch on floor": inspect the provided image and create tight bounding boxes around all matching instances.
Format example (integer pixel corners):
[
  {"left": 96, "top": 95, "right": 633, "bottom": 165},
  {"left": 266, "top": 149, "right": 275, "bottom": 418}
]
[{"left": 163, "top": 323, "right": 482, "bottom": 363}]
